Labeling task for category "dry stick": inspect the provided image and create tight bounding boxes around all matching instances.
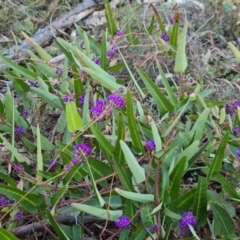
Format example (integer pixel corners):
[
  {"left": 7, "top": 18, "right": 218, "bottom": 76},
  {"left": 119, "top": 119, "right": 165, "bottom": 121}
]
[{"left": 0, "top": 0, "right": 100, "bottom": 72}]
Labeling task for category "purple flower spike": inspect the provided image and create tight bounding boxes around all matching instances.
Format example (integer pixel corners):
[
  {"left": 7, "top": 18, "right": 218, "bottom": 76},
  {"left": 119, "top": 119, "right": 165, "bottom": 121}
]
[
  {"left": 27, "top": 80, "right": 38, "bottom": 88},
  {"left": 14, "top": 165, "right": 24, "bottom": 171},
  {"left": 108, "top": 93, "right": 126, "bottom": 108},
  {"left": 179, "top": 211, "right": 197, "bottom": 235},
  {"left": 79, "top": 94, "right": 85, "bottom": 105},
  {"left": 150, "top": 224, "right": 158, "bottom": 232},
  {"left": 116, "top": 29, "right": 123, "bottom": 36},
  {"left": 0, "top": 196, "right": 9, "bottom": 206},
  {"left": 107, "top": 47, "right": 117, "bottom": 58},
  {"left": 15, "top": 212, "right": 23, "bottom": 219},
  {"left": 21, "top": 108, "right": 29, "bottom": 117},
  {"left": 145, "top": 140, "right": 155, "bottom": 151},
  {"left": 160, "top": 32, "right": 169, "bottom": 42},
  {"left": 62, "top": 94, "right": 73, "bottom": 103},
  {"left": 73, "top": 143, "right": 91, "bottom": 157},
  {"left": 233, "top": 126, "right": 240, "bottom": 136},
  {"left": 169, "top": 17, "right": 174, "bottom": 25},
  {"left": 115, "top": 216, "right": 131, "bottom": 229},
  {"left": 71, "top": 158, "right": 78, "bottom": 165},
  {"left": 15, "top": 126, "right": 25, "bottom": 135}
]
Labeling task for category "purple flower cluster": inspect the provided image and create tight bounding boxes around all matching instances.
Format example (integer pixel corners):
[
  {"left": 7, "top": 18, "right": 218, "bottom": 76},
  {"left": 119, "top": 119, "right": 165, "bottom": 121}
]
[
  {"left": 226, "top": 100, "right": 239, "bottom": 115},
  {"left": 233, "top": 126, "right": 240, "bottom": 136},
  {"left": 160, "top": 32, "right": 169, "bottom": 42},
  {"left": 116, "top": 29, "right": 123, "bottom": 37},
  {"left": 90, "top": 99, "right": 109, "bottom": 121},
  {"left": 48, "top": 160, "right": 58, "bottom": 169},
  {"left": 145, "top": 140, "right": 155, "bottom": 151},
  {"left": 73, "top": 143, "right": 91, "bottom": 157},
  {"left": 0, "top": 195, "right": 9, "bottom": 206},
  {"left": 15, "top": 126, "right": 25, "bottom": 135},
  {"left": 62, "top": 94, "right": 74, "bottom": 103},
  {"left": 21, "top": 108, "right": 29, "bottom": 117},
  {"left": 79, "top": 94, "right": 86, "bottom": 105},
  {"left": 14, "top": 164, "right": 24, "bottom": 171},
  {"left": 27, "top": 80, "right": 38, "bottom": 88},
  {"left": 179, "top": 211, "right": 197, "bottom": 236},
  {"left": 188, "top": 77, "right": 194, "bottom": 83},
  {"left": 169, "top": 17, "right": 174, "bottom": 25},
  {"left": 15, "top": 212, "right": 23, "bottom": 219},
  {"left": 107, "top": 47, "right": 117, "bottom": 58},
  {"left": 108, "top": 93, "right": 126, "bottom": 108},
  {"left": 115, "top": 216, "right": 131, "bottom": 229}
]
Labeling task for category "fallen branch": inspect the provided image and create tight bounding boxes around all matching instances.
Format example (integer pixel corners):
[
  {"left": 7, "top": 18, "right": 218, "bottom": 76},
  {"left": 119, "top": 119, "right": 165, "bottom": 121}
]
[
  {"left": 11, "top": 214, "right": 99, "bottom": 237},
  {"left": 0, "top": 0, "right": 102, "bottom": 71}
]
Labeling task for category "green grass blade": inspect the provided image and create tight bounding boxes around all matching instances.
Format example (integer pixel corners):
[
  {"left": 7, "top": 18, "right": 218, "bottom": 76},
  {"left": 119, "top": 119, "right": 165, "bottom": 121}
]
[
  {"left": 100, "top": 33, "right": 107, "bottom": 71},
  {"left": 51, "top": 186, "right": 68, "bottom": 213},
  {"left": 0, "top": 227, "right": 19, "bottom": 240},
  {"left": 36, "top": 124, "right": 43, "bottom": 180},
  {"left": 104, "top": 0, "right": 117, "bottom": 36},
  {"left": 150, "top": 3, "right": 166, "bottom": 33}
]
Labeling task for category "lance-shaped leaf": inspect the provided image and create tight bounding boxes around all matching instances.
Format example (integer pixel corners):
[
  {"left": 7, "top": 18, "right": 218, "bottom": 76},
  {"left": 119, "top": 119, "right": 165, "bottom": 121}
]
[
  {"left": 147, "top": 16, "right": 155, "bottom": 34},
  {"left": 129, "top": 226, "right": 147, "bottom": 240},
  {"left": 51, "top": 186, "right": 68, "bottom": 214},
  {"left": 126, "top": 90, "right": 144, "bottom": 153},
  {"left": 0, "top": 227, "right": 19, "bottom": 240},
  {"left": 120, "top": 140, "right": 146, "bottom": 184},
  {"left": 0, "top": 184, "right": 43, "bottom": 213},
  {"left": 174, "top": 188, "right": 196, "bottom": 211},
  {"left": 228, "top": 42, "right": 240, "bottom": 63},
  {"left": 208, "top": 131, "right": 229, "bottom": 179},
  {"left": 136, "top": 65, "right": 175, "bottom": 115},
  {"left": 150, "top": 3, "right": 166, "bottom": 33},
  {"left": 104, "top": 0, "right": 117, "bottom": 36},
  {"left": 174, "top": 22, "right": 188, "bottom": 73},
  {"left": 65, "top": 102, "right": 83, "bottom": 132},
  {"left": 71, "top": 204, "right": 122, "bottom": 221},
  {"left": 193, "top": 177, "right": 207, "bottom": 226},
  {"left": 115, "top": 188, "right": 154, "bottom": 203}
]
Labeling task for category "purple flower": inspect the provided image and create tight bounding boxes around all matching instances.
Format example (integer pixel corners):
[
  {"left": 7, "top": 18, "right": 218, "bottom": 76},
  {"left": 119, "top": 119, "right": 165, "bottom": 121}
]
[
  {"left": 71, "top": 158, "right": 78, "bottom": 165},
  {"left": 150, "top": 224, "right": 158, "bottom": 232},
  {"left": 0, "top": 196, "right": 9, "bottom": 206},
  {"left": 15, "top": 126, "right": 25, "bottom": 135},
  {"left": 48, "top": 160, "right": 58, "bottom": 169},
  {"left": 188, "top": 77, "right": 194, "bottom": 83},
  {"left": 118, "top": 87, "right": 125, "bottom": 93},
  {"left": 90, "top": 99, "right": 109, "bottom": 121},
  {"left": 115, "top": 216, "right": 131, "bottom": 229},
  {"left": 236, "top": 148, "right": 240, "bottom": 159},
  {"left": 64, "top": 164, "right": 71, "bottom": 171},
  {"left": 55, "top": 68, "right": 61, "bottom": 75},
  {"left": 15, "top": 212, "right": 23, "bottom": 219},
  {"left": 107, "top": 47, "right": 117, "bottom": 58},
  {"left": 179, "top": 211, "right": 197, "bottom": 235},
  {"left": 94, "top": 58, "right": 100, "bottom": 65},
  {"left": 108, "top": 93, "right": 126, "bottom": 108},
  {"left": 79, "top": 71, "right": 86, "bottom": 77},
  {"left": 225, "top": 100, "right": 240, "bottom": 115},
  {"left": 62, "top": 94, "right": 73, "bottom": 103},
  {"left": 145, "top": 140, "right": 155, "bottom": 151},
  {"left": 108, "top": 72, "right": 115, "bottom": 76},
  {"left": 160, "top": 32, "right": 169, "bottom": 42},
  {"left": 27, "top": 80, "right": 38, "bottom": 88},
  {"left": 14, "top": 165, "right": 24, "bottom": 171},
  {"left": 79, "top": 94, "right": 85, "bottom": 105},
  {"left": 169, "top": 17, "right": 174, "bottom": 25},
  {"left": 116, "top": 29, "right": 123, "bottom": 36},
  {"left": 21, "top": 108, "right": 29, "bottom": 117},
  {"left": 73, "top": 143, "right": 91, "bottom": 157},
  {"left": 233, "top": 126, "right": 240, "bottom": 136}
]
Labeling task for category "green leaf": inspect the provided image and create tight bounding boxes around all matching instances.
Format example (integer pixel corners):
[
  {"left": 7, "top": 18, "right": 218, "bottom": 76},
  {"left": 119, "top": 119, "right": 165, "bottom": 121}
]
[
  {"left": 193, "top": 177, "right": 207, "bottom": 226},
  {"left": 0, "top": 227, "right": 19, "bottom": 240},
  {"left": 140, "top": 203, "right": 154, "bottom": 228},
  {"left": 0, "top": 184, "right": 43, "bottom": 213},
  {"left": 46, "top": 210, "right": 70, "bottom": 240},
  {"left": 156, "top": 62, "right": 179, "bottom": 107},
  {"left": 71, "top": 203, "right": 122, "bottom": 221},
  {"left": 120, "top": 140, "right": 146, "bottom": 184},
  {"left": 22, "top": 32, "right": 52, "bottom": 61},
  {"left": 104, "top": 0, "right": 117, "bottom": 36},
  {"left": 126, "top": 90, "right": 144, "bottom": 153},
  {"left": 74, "top": 24, "right": 101, "bottom": 56},
  {"left": 51, "top": 186, "right": 68, "bottom": 213},
  {"left": 119, "top": 229, "right": 131, "bottom": 240},
  {"left": 81, "top": 157, "right": 112, "bottom": 187},
  {"left": 174, "top": 22, "right": 188, "bottom": 73},
  {"left": 175, "top": 188, "right": 197, "bottom": 211},
  {"left": 208, "top": 131, "right": 230, "bottom": 179},
  {"left": 83, "top": 30, "right": 90, "bottom": 57},
  {"left": 31, "top": 87, "right": 63, "bottom": 109},
  {"left": 100, "top": 33, "right": 107, "bottom": 71},
  {"left": 129, "top": 226, "right": 146, "bottom": 240},
  {"left": 147, "top": 15, "right": 155, "bottom": 34},
  {"left": 209, "top": 202, "right": 236, "bottom": 236},
  {"left": 115, "top": 188, "right": 154, "bottom": 203},
  {"left": 136, "top": 65, "right": 175, "bottom": 115},
  {"left": 90, "top": 125, "right": 114, "bottom": 160},
  {"left": 0, "top": 172, "right": 16, "bottom": 187},
  {"left": 72, "top": 64, "right": 84, "bottom": 107},
  {"left": 169, "top": 16, "right": 179, "bottom": 55},
  {"left": 0, "top": 52, "right": 38, "bottom": 79},
  {"left": 36, "top": 124, "right": 43, "bottom": 180},
  {"left": 151, "top": 120, "right": 162, "bottom": 154},
  {"left": 65, "top": 102, "right": 83, "bottom": 132},
  {"left": 161, "top": 164, "right": 171, "bottom": 204},
  {"left": 228, "top": 42, "right": 240, "bottom": 63},
  {"left": 62, "top": 164, "right": 82, "bottom": 186},
  {"left": 150, "top": 3, "right": 166, "bottom": 33},
  {"left": 169, "top": 156, "right": 187, "bottom": 199}
]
